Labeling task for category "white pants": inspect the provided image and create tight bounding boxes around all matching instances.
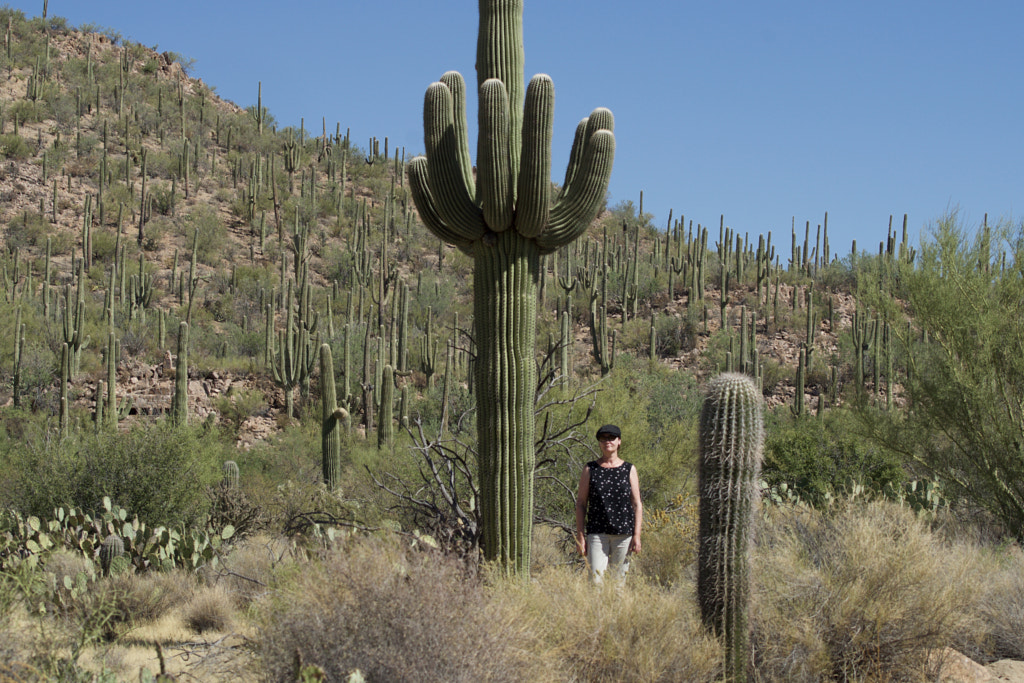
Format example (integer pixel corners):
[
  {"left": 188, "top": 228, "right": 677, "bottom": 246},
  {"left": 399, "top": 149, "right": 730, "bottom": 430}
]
[{"left": 586, "top": 533, "right": 632, "bottom": 585}]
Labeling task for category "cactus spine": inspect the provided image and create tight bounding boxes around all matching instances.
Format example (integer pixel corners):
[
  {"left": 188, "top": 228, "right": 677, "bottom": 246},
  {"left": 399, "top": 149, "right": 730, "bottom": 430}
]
[
  {"left": 408, "top": 0, "right": 614, "bottom": 575},
  {"left": 698, "top": 373, "right": 764, "bottom": 683}
]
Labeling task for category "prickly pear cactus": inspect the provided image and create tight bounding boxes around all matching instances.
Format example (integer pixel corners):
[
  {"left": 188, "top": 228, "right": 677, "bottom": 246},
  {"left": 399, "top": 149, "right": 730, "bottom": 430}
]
[
  {"left": 698, "top": 373, "right": 764, "bottom": 683},
  {"left": 408, "top": 0, "right": 614, "bottom": 576}
]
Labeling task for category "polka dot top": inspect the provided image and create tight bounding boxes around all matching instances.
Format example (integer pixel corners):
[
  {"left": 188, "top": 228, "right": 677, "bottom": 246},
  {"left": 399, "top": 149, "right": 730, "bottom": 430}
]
[{"left": 585, "top": 461, "right": 635, "bottom": 535}]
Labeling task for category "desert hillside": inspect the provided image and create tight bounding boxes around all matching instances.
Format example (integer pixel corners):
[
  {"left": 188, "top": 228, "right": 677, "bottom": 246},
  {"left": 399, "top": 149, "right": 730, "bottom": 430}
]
[{"left": 1, "top": 7, "right": 1023, "bottom": 682}]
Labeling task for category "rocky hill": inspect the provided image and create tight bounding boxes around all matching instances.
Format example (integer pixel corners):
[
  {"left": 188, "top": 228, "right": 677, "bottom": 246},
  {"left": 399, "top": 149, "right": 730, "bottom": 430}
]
[{"left": 0, "top": 8, "right": 894, "bottom": 447}]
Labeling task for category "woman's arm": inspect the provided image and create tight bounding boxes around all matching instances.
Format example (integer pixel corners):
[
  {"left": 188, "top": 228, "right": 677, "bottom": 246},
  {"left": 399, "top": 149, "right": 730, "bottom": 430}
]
[
  {"left": 575, "top": 466, "right": 590, "bottom": 556},
  {"left": 629, "top": 465, "right": 643, "bottom": 554}
]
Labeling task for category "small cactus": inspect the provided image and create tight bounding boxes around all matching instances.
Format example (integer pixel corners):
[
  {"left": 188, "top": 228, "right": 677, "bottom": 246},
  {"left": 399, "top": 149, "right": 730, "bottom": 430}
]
[
  {"left": 698, "top": 373, "right": 764, "bottom": 683},
  {"left": 319, "top": 343, "right": 349, "bottom": 490},
  {"left": 222, "top": 461, "right": 240, "bottom": 489},
  {"left": 99, "top": 534, "right": 125, "bottom": 576}
]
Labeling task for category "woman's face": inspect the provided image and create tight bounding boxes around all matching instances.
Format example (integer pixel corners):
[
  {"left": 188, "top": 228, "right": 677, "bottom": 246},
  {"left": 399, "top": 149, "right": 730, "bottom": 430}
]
[{"left": 597, "top": 434, "right": 620, "bottom": 456}]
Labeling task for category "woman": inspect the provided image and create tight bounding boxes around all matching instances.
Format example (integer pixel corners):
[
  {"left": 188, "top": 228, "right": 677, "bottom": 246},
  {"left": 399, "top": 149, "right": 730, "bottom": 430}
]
[{"left": 575, "top": 424, "right": 643, "bottom": 584}]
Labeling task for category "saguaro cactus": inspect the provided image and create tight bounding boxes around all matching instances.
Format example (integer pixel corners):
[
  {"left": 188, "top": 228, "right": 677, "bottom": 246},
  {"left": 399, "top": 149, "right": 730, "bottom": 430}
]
[
  {"left": 222, "top": 461, "right": 240, "bottom": 489},
  {"left": 319, "top": 343, "right": 348, "bottom": 490},
  {"left": 99, "top": 534, "right": 124, "bottom": 576},
  {"left": 170, "top": 322, "right": 189, "bottom": 427},
  {"left": 698, "top": 373, "right": 764, "bottom": 683},
  {"left": 409, "top": 0, "right": 614, "bottom": 575}
]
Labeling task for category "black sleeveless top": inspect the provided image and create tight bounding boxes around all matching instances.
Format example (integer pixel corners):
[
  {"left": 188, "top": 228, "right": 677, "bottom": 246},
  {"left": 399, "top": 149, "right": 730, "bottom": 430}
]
[{"left": 585, "top": 461, "right": 635, "bottom": 535}]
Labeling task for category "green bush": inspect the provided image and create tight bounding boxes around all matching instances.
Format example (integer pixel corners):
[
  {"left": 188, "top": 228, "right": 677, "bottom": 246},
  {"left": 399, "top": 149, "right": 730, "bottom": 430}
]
[
  {"left": 4, "top": 211, "right": 50, "bottom": 250},
  {"left": 183, "top": 205, "right": 229, "bottom": 265},
  {"left": 6, "top": 422, "right": 222, "bottom": 528},
  {"left": 0, "top": 133, "right": 32, "bottom": 160},
  {"left": 763, "top": 408, "right": 904, "bottom": 504}
]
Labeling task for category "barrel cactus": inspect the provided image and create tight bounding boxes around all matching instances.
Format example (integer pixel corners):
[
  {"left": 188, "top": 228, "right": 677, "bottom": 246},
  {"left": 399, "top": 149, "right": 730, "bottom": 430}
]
[
  {"left": 408, "top": 0, "right": 614, "bottom": 576},
  {"left": 222, "top": 460, "right": 240, "bottom": 489},
  {"left": 698, "top": 373, "right": 764, "bottom": 683},
  {"left": 99, "top": 534, "right": 125, "bottom": 577}
]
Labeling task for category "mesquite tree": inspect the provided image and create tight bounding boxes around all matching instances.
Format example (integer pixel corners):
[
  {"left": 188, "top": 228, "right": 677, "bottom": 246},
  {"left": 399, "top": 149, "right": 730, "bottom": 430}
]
[{"left": 408, "top": 0, "right": 614, "bottom": 575}]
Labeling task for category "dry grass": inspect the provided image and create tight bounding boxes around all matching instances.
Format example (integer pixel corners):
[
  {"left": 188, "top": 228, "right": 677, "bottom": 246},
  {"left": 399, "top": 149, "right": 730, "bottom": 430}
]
[
  {"left": 207, "top": 533, "right": 294, "bottom": 609},
  {"left": 959, "top": 544, "right": 1024, "bottom": 663},
  {"left": 492, "top": 568, "right": 722, "bottom": 682},
  {"left": 633, "top": 494, "right": 699, "bottom": 587},
  {"left": 752, "top": 501, "right": 986, "bottom": 682}
]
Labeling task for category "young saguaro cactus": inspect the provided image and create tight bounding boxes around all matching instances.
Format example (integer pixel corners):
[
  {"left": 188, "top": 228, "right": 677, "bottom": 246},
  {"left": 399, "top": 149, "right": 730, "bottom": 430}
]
[
  {"left": 408, "top": 0, "right": 614, "bottom": 575},
  {"left": 698, "top": 373, "right": 764, "bottom": 683},
  {"left": 99, "top": 534, "right": 124, "bottom": 576},
  {"left": 319, "top": 343, "right": 349, "bottom": 490},
  {"left": 170, "top": 322, "right": 189, "bottom": 427},
  {"left": 222, "top": 460, "right": 240, "bottom": 489}
]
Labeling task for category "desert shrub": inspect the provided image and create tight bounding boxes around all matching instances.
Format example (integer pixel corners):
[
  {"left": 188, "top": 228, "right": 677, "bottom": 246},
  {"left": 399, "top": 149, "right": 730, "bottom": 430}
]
[
  {"left": 655, "top": 309, "right": 700, "bottom": 356},
  {"left": 89, "top": 226, "right": 118, "bottom": 262},
  {"left": 6, "top": 422, "right": 221, "bottom": 528},
  {"left": 206, "top": 480, "right": 266, "bottom": 541},
  {"left": 5, "top": 210, "right": 50, "bottom": 250},
  {"left": 216, "top": 534, "right": 292, "bottom": 608},
  {"left": 182, "top": 205, "right": 228, "bottom": 265},
  {"left": 615, "top": 316, "right": 652, "bottom": 357},
  {"left": 91, "top": 571, "right": 195, "bottom": 628},
  {"left": 9, "top": 339, "right": 57, "bottom": 411},
  {"left": 762, "top": 408, "right": 904, "bottom": 504},
  {"left": 149, "top": 182, "right": 176, "bottom": 215},
  {"left": 138, "top": 214, "right": 171, "bottom": 252},
  {"left": 0, "top": 132, "right": 31, "bottom": 159},
  {"left": 256, "top": 538, "right": 542, "bottom": 682},
  {"left": 759, "top": 357, "right": 791, "bottom": 395},
  {"left": 184, "top": 585, "right": 234, "bottom": 634},
  {"left": 969, "top": 544, "right": 1024, "bottom": 662},
  {"left": 857, "top": 216, "right": 1024, "bottom": 541},
  {"left": 753, "top": 501, "right": 980, "bottom": 682}
]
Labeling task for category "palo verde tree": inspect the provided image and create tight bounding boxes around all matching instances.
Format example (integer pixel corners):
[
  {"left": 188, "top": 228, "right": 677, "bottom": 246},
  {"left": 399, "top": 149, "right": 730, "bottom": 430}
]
[
  {"left": 860, "top": 213, "right": 1024, "bottom": 539},
  {"left": 408, "top": 0, "right": 615, "bottom": 575}
]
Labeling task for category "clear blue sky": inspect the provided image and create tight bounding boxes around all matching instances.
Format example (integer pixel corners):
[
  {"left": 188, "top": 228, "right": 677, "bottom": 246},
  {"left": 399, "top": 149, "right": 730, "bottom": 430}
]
[{"left": 11, "top": 1, "right": 1023, "bottom": 258}]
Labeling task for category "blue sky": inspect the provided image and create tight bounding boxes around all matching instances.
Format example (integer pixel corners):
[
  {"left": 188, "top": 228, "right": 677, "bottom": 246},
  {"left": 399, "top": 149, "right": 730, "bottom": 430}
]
[{"left": 11, "top": 1, "right": 1022, "bottom": 258}]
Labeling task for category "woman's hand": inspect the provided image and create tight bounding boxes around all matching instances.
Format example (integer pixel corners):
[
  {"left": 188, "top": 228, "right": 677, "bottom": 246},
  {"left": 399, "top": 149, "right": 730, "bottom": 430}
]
[
  {"left": 629, "top": 535, "right": 641, "bottom": 555},
  {"left": 575, "top": 534, "right": 587, "bottom": 557}
]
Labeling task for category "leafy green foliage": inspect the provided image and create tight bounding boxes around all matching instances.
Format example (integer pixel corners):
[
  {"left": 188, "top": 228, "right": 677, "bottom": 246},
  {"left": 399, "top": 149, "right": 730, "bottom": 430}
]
[
  {"left": 4, "top": 422, "right": 222, "bottom": 528},
  {"left": 859, "top": 213, "right": 1024, "bottom": 539},
  {"left": 763, "top": 408, "right": 903, "bottom": 504}
]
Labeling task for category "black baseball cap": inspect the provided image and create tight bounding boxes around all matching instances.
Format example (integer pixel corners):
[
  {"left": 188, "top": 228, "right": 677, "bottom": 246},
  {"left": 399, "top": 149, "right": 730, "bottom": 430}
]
[{"left": 595, "top": 424, "right": 621, "bottom": 439}]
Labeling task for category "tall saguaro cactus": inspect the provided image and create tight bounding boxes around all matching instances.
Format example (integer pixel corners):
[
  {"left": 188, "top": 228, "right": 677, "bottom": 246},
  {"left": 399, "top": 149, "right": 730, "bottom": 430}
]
[
  {"left": 170, "top": 322, "right": 189, "bottom": 427},
  {"left": 698, "top": 373, "right": 764, "bottom": 683},
  {"left": 408, "top": 0, "right": 615, "bottom": 576}
]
